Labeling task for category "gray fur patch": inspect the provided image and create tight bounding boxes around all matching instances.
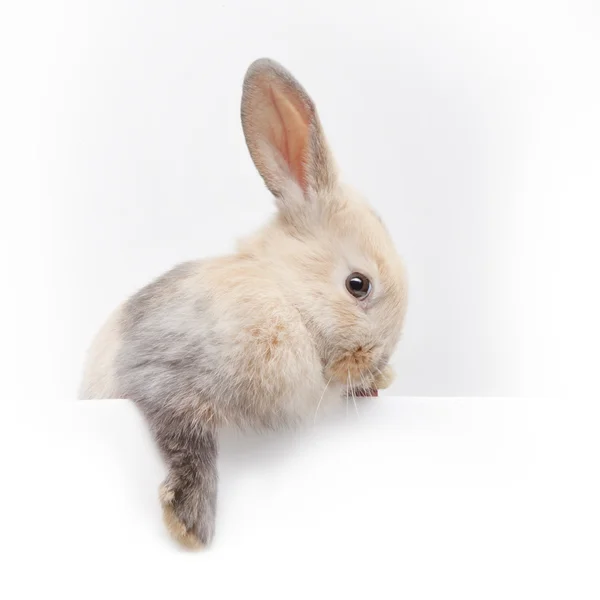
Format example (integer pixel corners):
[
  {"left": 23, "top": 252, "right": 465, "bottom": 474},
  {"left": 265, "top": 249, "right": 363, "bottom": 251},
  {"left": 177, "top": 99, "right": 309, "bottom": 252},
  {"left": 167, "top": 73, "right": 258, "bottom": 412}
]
[{"left": 116, "top": 261, "right": 221, "bottom": 545}]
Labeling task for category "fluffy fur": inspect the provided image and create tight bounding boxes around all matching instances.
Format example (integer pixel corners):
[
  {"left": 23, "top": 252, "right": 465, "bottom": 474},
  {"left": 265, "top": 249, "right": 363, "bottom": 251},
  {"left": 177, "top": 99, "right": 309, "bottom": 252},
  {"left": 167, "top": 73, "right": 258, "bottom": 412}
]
[{"left": 79, "top": 58, "right": 408, "bottom": 549}]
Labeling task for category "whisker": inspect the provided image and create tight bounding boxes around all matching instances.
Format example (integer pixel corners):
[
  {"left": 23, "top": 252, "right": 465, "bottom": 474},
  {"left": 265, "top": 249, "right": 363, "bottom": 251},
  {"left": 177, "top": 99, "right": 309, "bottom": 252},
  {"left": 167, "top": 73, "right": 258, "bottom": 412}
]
[
  {"left": 314, "top": 376, "right": 333, "bottom": 423},
  {"left": 346, "top": 370, "right": 350, "bottom": 418},
  {"left": 371, "top": 365, "right": 385, "bottom": 388},
  {"left": 358, "top": 369, "right": 370, "bottom": 393},
  {"left": 367, "top": 368, "right": 378, "bottom": 391},
  {"left": 351, "top": 373, "right": 360, "bottom": 417}
]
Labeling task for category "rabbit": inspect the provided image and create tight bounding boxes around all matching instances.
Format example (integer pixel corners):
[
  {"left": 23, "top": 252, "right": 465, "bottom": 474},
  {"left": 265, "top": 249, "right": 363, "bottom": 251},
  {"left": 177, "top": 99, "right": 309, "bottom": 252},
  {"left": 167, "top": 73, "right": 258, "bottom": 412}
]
[{"left": 79, "top": 58, "right": 408, "bottom": 549}]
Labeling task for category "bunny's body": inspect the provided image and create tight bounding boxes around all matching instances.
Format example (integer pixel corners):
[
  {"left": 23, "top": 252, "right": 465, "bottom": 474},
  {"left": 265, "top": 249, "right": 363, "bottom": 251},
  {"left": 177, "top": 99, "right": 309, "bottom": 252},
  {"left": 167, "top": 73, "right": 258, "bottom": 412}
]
[
  {"left": 82, "top": 253, "right": 343, "bottom": 427},
  {"left": 80, "top": 59, "right": 407, "bottom": 549}
]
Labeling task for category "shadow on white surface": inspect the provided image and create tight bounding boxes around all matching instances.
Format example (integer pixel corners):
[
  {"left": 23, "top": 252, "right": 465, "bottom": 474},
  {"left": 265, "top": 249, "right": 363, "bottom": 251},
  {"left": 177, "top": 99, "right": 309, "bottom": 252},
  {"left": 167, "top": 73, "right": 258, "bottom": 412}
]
[{"left": 4, "top": 396, "right": 600, "bottom": 598}]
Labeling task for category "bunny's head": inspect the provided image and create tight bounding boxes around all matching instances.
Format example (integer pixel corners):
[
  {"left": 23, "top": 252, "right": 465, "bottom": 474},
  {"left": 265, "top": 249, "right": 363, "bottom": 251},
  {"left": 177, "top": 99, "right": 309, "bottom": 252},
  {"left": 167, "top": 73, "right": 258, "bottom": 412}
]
[{"left": 241, "top": 59, "right": 407, "bottom": 391}]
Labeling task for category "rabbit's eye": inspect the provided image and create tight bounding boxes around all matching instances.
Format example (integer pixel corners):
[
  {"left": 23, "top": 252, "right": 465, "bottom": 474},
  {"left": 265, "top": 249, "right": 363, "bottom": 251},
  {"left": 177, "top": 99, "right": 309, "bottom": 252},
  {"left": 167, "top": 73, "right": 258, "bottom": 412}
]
[{"left": 345, "top": 273, "right": 372, "bottom": 299}]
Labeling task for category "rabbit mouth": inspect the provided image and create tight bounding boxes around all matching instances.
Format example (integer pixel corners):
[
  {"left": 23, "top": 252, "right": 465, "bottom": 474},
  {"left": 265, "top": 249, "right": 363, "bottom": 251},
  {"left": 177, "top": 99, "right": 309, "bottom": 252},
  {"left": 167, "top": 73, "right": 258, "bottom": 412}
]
[{"left": 325, "top": 345, "right": 378, "bottom": 392}]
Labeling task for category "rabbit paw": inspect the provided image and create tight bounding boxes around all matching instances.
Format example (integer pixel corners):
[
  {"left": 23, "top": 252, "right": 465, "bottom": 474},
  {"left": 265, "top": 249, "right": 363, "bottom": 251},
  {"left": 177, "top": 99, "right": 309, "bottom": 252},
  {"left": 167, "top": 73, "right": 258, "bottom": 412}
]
[
  {"left": 159, "top": 483, "right": 206, "bottom": 550},
  {"left": 374, "top": 365, "right": 395, "bottom": 390}
]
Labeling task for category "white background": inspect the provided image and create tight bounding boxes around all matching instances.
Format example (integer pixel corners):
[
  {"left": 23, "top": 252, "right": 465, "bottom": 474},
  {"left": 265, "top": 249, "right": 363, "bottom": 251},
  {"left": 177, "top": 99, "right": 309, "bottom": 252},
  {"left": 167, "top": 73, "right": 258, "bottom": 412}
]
[
  {"left": 1, "top": 1, "right": 599, "bottom": 598},
  {"left": 4, "top": 0, "right": 597, "bottom": 398}
]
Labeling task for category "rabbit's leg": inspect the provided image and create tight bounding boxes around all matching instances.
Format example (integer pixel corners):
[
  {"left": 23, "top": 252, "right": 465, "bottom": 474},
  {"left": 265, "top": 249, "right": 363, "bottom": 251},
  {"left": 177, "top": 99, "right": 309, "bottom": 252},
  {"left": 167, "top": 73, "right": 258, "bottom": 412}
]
[{"left": 152, "top": 412, "right": 218, "bottom": 550}]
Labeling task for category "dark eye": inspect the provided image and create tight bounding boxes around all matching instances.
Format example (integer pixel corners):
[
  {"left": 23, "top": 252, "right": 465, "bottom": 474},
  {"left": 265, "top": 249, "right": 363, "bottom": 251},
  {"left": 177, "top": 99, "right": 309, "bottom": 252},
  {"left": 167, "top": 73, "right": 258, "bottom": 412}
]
[{"left": 345, "top": 272, "right": 372, "bottom": 299}]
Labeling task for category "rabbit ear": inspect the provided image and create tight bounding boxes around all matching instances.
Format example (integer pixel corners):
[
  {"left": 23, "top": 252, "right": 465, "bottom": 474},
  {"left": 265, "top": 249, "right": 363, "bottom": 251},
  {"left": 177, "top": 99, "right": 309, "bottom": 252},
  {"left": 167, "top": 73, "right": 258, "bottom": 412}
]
[{"left": 241, "top": 59, "right": 337, "bottom": 208}]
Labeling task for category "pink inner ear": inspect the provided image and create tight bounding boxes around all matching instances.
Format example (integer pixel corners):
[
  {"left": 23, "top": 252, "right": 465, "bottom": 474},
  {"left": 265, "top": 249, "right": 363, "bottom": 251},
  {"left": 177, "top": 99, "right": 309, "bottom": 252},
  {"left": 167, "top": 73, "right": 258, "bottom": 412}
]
[{"left": 267, "top": 83, "right": 310, "bottom": 191}]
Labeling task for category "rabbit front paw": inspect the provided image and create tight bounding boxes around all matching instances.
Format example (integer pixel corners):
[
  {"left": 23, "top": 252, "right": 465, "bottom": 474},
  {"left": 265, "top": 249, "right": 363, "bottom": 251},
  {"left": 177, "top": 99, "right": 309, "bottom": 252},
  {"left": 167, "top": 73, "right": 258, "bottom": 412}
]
[{"left": 374, "top": 365, "right": 395, "bottom": 390}]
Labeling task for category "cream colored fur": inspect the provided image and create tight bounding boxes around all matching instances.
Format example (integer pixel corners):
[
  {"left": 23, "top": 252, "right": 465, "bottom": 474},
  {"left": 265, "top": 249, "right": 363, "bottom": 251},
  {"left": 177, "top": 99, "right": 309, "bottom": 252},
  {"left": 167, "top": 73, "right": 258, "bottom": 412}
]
[
  {"left": 79, "top": 304, "right": 124, "bottom": 399},
  {"left": 79, "top": 59, "right": 407, "bottom": 415}
]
